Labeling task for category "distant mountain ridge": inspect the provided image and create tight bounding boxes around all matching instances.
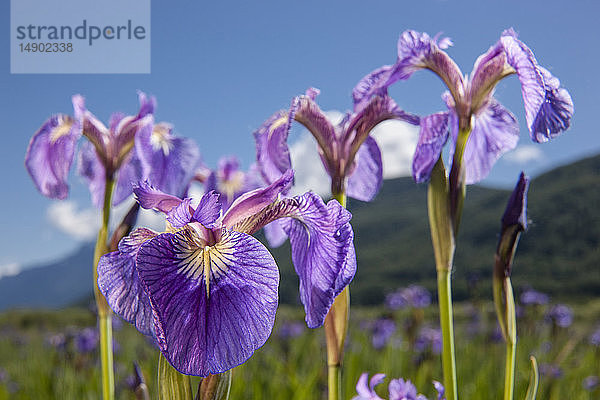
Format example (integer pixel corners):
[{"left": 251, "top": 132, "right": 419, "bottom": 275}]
[{"left": 1, "top": 155, "right": 599, "bottom": 310}]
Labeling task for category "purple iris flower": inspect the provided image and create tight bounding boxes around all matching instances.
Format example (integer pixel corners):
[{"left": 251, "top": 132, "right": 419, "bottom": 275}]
[
  {"left": 545, "top": 304, "right": 573, "bottom": 328},
  {"left": 539, "top": 363, "right": 563, "bottom": 379},
  {"left": 97, "top": 170, "right": 356, "bottom": 376},
  {"left": 25, "top": 93, "right": 154, "bottom": 206},
  {"left": 589, "top": 327, "right": 600, "bottom": 347},
  {"left": 583, "top": 376, "right": 600, "bottom": 391},
  {"left": 520, "top": 288, "right": 549, "bottom": 306},
  {"left": 254, "top": 87, "right": 418, "bottom": 201},
  {"left": 75, "top": 327, "right": 99, "bottom": 354},
  {"left": 371, "top": 318, "right": 397, "bottom": 350},
  {"left": 386, "top": 285, "right": 431, "bottom": 310},
  {"left": 278, "top": 321, "right": 305, "bottom": 339},
  {"left": 355, "top": 29, "right": 573, "bottom": 184},
  {"left": 415, "top": 327, "right": 443, "bottom": 355},
  {"left": 353, "top": 373, "right": 443, "bottom": 400},
  {"left": 203, "top": 156, "right": 263, "bottom": 209}
]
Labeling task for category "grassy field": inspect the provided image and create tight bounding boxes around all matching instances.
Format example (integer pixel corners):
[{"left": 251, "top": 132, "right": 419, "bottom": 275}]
[{"left": 0, "top": 299, "right": 599, "bottom": 399}]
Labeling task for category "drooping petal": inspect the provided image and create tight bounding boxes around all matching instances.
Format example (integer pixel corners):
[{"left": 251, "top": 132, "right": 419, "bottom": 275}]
[
  {"left": 352, "top": 65, "right": 395, "bottom": 112},
  {"left": 221, "top": 170, "right": 294, "bottom": 228},
  {"left": 411, "top": 112, "right": 450, "bottom": 183},
  {"left": 502, "top": 172, "right": 530, "bottom": 231},
  {"left": 254, "top": 109, "right": 295, "bottom": 185},
  {"left": 77, "top": 141, "right": 106, "bottom": 208},
  {"left": 228, "top": 191, "right": 355, "bottom": 327},
  {"left": 113, "top": 92, "right": 156, "bottom": 158},
  {"left": 74, "top": 95, "right": 109, "bottom": 161},
  {"left": 500, "top": 29, "right": 573, "bottom": 141},
  {"left": 133, "top": 181, "right": 183, "bottom": 213},
  {"left": 458, "top": 99, "right": 520, "bottom": 184},
  {"left": 25, "top": 114, "right": 80, "bottom": 199},
  {"left": 390, "top": 30, "right": 464, "bottom": 102},
  {"left": 346, "top": 136, "right": 383, "bottom": 202},
  {"left": 136, "top": 228, "right": 279, "bottom": 376},
  {"left": 352, "top": 373, "right": 385, "bottom": 400},
  {"left": 97, "top": 228, "right": 158, "bottom": 336}
]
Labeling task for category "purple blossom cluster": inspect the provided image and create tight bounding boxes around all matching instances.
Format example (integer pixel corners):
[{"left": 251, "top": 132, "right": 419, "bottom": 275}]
[
  {"left": 385, "top": 285, "right": 431, "bottom": 311},
  {"left": 353, "top": 373, "right": 444, "bottom": 400},
  {"left": 545, "top": 304, "right": 574, "bottom": 328}
]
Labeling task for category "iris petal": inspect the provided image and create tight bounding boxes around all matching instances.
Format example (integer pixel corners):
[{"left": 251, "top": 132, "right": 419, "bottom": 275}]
[
  {"left": 411, "top": 112, "right": 450, "bottom": 183},
  {"left": 136, "top": 228, "right": 279, "bottom": 376},
  {"left": 254, "top": 109, "right": 295, "bottom": 185},
  {"left": 98, "top": 228, "right": 158, "bottom": 336},
  {"left": 25, "top": 114, "right": 80, "bottom": 199},
  {"left": 133, "top": 181, "right": 184, "bottom": 214},
  {"left": 352, "top": 65, "right": 394, "bottom": 112},
  {"left": 500, "top": 29, "right": 573, "bottom": 141},
  {"left": 77, "top": 141, "right": 106, "bottom": 208},
  {"left": 459, "top": 99, "right": 519, "bottom": 184},
  {"left": 346, "top": 136, "right": 383, "bottom": 202}
]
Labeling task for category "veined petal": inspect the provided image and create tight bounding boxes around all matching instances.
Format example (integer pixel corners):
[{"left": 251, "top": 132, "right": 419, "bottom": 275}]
[
  {"left": 263, "top": 219, "right": 289, "bottom": 248},
  {"left": 192, "top": 191, "right": 222, "bottom": 228},
  {"left": 98, "top": 228, "right": 158, "bottom": 336},
  {"left": 166, "top": 198, "right": 193, "bottom": 228},
  {"left": 352, "top": 65, "right": 394, "bottom": 112},
  {"left": 391, "top": 30, "right": 464, "bottom": 102},
  {"left": 293, "top": 91, "right": 338, "bottom": 166},
  {"left": 254, "top": 109, "right": 294, "bottom": 185},
  {"left": 232, "top": 192, "right": 356, "bottom": 328},
  {"left": 345, "top": 95, "right": 419, "bottom": 172},
  {"left": 77, "top": 141, "right": 106, "bottom": 208},
  {"left": 25, "top": 114, "right": 80, "bottom": 199},
  {"left": 136, "top": 228, "right": 279, "bottom": 376},
  {"left": 500, "top": 29, "right": 573, "bottom": 141},
  {"left": 411, "top": 112, "right": 450, "bottom": 183},
  {"left": 113, "top": 153, "right": 145, "bottom": 206},
  {"left": 133, "top": 181, "right": 184, "bottom": 213},
  {"left": 469, "top": 41, "right": 509, "bottom": 112},
  {"left": 346, "top": 136, "right": 383, "bottom": 202},
  {"left": 459, "top": 99, "right": 519, "bottom": 184},
  {"left": 113, "top": 92, "right": 156, "bottom": 156},
  {"left": 221, "top": 170, "right": 293, "bottom": 228},
  {"left": 74, "top": 95, "right": 110, "bottom": 160}
]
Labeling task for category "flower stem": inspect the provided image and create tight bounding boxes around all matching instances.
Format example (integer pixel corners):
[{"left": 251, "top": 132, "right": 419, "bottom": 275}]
[
  {"left": 93, "top": 178, "right": 115, "bottom": 400},
  {"left": 428, "top": 158, "right": 458, "bottom": 400},
  {"left": 437, "top": 269, "right": 458, "bottom": 400},
  {"left": 505, "top": 340, "right": 516, "bottom": 400},
  {"left": 324, "top": 191, "right": 348, "bottom": 400}
]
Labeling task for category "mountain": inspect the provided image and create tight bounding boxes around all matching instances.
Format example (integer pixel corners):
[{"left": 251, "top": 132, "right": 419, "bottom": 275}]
[{"left": 1, "top": 155, "right": 599, "bottom": 311}]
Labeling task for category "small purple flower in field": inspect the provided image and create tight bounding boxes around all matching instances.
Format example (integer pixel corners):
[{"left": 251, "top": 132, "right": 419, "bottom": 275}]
[
  {"left": 545, "top": 304, "right": 573, "bottom": 328},
  {"left": 539, "top": 363, "right": 563, "bottom": 379},
  {"left": 356, "top": 29, "right": 573, "bottom": 184},
  {"left": 75, "top": 327, "right": 99, "bottom": 353},
  {"left": 583, "top": 376, "right": 600, "bottom": 391},
  {"left": 371, "top": 318, "right": 397, "bottom": 350},
  {"left": 0, "top": 368, "right": 8, "bottom": 384},
  {"left": 47, "top": 333, "right": 67, "bottom": 350},
  {"left": 386, "top": 285, "right": 431, "bottom": 310},
  {"left": 98, "top": 170, "right": 356, "bottom": 376},
  {"left": 415, "top": 327, "right": 442, "bottom": 355},
  {"left": 353, "top": 373, "right": 386, "bottom": 400},
  {"left": 255, "top": 87, "right": 418, "bottom": 200},
  {"left": 352, "top": 373, "right": 442, "bottom": 400},
  {"left": 589, "top": 327, "right": 600, "bottom": 347},
  {"left": 278, "top": 321, "right": 305, "bottom": 339},
  {"left": 520, "top": 288, "right": 549, "bottom": 306}
]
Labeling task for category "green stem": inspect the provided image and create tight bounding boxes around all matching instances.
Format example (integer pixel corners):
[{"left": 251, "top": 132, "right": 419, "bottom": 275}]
[
  {"left": 437, "top": 269, "right": 458, "bottom": 400},
  {"left": 93, "top": 178, "right": 115, "bottom": 400},
  {"left": 428, "top": 159, "right": 458, "bottom": 400},
  {"left": 504, "top": 340, "right": 516, "bottom": 400},
  {"left": 324, "top": 191, "right": 348, "bottom": 400}
]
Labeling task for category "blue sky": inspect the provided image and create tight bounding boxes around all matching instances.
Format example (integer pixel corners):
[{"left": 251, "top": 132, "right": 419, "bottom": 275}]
[{"left": 1, "top": 0, "right": 598, "bottom": 274}]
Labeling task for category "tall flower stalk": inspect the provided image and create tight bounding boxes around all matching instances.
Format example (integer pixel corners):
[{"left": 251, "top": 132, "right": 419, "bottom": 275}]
[
  {"left": 254, "top": 88, "right": 417, "bottom": 399},
  {"left": 355, "top": 29, "right": 573, "bottom": 399}
]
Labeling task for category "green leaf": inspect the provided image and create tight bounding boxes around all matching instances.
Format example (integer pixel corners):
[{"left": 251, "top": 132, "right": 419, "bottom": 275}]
[
  {"left": 524, "top": 356, "right": 539, "bottom": 400},
  {"left": 196, "top": 371, "right": 232, "bottom": 400}
]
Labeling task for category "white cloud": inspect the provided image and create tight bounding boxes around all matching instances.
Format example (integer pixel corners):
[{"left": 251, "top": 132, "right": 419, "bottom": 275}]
[
  {"left": 288, "top": 110, "right": 419, "bottom": 195},
  {"left": 47, "top": 201, "right": 100, "bottom": 241},
  {"left": 0, "top": 263, "right": 22, "bottom": 280},
  {"left": 504, "top": 145, "right": 544, "bottom": 164}
]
